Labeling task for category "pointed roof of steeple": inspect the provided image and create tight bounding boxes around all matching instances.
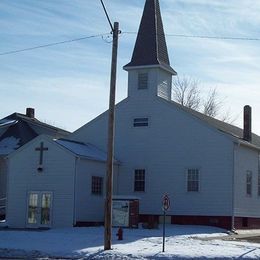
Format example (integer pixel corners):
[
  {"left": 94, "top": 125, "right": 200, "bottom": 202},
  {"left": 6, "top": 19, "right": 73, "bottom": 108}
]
[{"left": 124, "top": 0, "right": 176, "bottom": 75}]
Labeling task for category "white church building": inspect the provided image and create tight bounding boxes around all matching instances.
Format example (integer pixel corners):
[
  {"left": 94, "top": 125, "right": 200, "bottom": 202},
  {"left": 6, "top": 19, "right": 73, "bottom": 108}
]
[{"left": 5, "top": 0, "right": 260, "bottom": 230}]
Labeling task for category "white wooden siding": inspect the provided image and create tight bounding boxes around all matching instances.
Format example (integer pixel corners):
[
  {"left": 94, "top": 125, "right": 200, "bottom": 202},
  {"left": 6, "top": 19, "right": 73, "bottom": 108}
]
[
  {"left": 7, "top": 136, "right": 75, "bottom": 228},
  {"left": 75, "top": 159, "right": 105, "bottom": 222},
  {"left": 234, "top": 145, "right": 260, "bottom": 217},
  {"left": 68, "top": 95, "right": 234, "bottom": 217},
  {"left": 75, "top": 159, "right": 119, "bottom": 222}
]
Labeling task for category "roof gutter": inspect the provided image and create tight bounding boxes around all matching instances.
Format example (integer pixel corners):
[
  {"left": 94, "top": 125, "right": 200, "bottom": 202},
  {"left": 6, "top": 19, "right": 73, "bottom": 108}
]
[{"left": 235, "top": 140, "right": 260, "bottom": 151}]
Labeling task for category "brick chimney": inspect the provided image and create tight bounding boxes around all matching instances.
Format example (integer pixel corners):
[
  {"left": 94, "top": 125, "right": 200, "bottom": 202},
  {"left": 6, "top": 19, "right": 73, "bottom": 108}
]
[
  {"left": 243, "top": 105, "right": 252, "bottom": 142},
  {"left": 26, "top": 107, "right": 35, "bottom": 118}
]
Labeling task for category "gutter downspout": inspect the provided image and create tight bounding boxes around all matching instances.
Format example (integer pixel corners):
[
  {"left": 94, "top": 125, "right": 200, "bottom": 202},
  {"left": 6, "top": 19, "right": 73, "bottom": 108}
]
[
  {"left": 231, "top": 142, "right": 240, "bottom": 231},
  {"left": 231, "top": 145, "right": 235, "bottom": 231},
  {"left": 73, "top": 157, "right": 79, "bottom": 226}
]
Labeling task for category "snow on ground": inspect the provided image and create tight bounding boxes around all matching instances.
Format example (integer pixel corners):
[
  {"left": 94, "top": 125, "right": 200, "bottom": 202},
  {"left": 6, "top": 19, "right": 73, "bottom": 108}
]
[
  {"left": 0, "top": 220, "right": 7, "bottom": 228},
  {"left": 0, "top": 225, "right": 260, "bottom": 259}
]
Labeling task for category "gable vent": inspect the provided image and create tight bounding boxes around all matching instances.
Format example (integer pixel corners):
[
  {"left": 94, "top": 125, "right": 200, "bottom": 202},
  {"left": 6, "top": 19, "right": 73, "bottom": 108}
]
[{"left": 133, "top": 118, "right": 149, "bottom": 127}]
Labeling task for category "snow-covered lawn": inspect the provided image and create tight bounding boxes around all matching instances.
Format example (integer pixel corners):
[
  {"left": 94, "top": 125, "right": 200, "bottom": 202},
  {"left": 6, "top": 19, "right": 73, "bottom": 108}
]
[{"left": 1, "top": 225, "right": 260, "bottom": 259}]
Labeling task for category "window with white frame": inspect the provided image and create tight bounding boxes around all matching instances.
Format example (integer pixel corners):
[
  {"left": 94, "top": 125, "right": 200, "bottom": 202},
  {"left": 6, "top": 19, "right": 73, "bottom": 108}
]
[
  {"left": 134, "top": 169, "right": 145, "bottom": 192},
  {"left": 187, "top": 169, "right": 200, "bottom": 192},
  {"left": 138, "top": 73, "right": 148, "bottom": 89},
  {"left": 91, "top": 176, "right": 103, "bottom": 195},
  {"left": 133, "top": 118, "right": 149, "bottom": 127},
  {"left": 246, "top": 170, "right": 252, "bottom": 196}
]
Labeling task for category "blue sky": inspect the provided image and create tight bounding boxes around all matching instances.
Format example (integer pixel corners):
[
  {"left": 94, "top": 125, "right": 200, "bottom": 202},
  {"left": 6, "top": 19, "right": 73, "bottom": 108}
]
[{"left": 1, "top": 0, "right": 260, "bottom": 134}]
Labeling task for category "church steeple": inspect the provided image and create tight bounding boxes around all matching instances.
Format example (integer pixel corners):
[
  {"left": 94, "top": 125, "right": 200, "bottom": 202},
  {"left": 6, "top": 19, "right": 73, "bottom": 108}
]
[
  {"left": 124, "top": 0, "right": 177, "bottom": 101},
  {"left": 124, "top": 0, "right": 176, "bottom": 75}
]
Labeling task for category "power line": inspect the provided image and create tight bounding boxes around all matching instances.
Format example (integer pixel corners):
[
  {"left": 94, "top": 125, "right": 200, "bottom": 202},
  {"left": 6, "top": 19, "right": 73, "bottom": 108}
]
[
  {"left": 1, "top": 31, "right": 259, "bottom": 57},
  {"left": 123, "top": 31, "right": 260, "bottom": 41},
  {"left": 167, "top": 34, "right": 260, "bottom": 41},
  {"left": 0, "top": 33, "right": 110, "bottom": 56},
  {"left": 100, "top": 0, "right": 114, "bottom": 32}
]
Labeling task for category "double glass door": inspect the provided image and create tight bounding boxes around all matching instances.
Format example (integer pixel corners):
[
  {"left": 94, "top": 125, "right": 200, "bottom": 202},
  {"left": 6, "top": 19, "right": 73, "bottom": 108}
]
[{"left": 27, "top": 191, "right": 52, "bottom": 228}]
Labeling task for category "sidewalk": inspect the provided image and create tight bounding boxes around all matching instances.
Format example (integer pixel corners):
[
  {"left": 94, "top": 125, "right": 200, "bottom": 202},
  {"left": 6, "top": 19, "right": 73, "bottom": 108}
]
[{"left": 198, "top": 229, "right": 260, "bottom": 243}]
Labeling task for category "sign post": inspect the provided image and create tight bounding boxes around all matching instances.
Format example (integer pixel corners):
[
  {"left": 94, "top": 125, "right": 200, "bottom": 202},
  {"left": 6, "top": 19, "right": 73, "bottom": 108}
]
[{"left": 162, "top": 194, "right": 170, "bottom": 253}]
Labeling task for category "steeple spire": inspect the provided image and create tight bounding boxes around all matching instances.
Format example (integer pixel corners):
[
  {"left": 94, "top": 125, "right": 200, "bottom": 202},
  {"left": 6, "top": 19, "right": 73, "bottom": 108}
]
[{"left": 124, "top": 0, "right": 176, "bottom": 75}]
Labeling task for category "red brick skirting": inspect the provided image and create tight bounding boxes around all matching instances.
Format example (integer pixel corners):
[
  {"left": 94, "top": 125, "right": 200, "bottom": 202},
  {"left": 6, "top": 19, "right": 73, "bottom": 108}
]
[
  {"left": 171, "top": 215, "right": 232, "bottom": 230},
  {"left": 74, "top": 216, "right": 260, "bottom": 229},
  {"left": 139, "top": 214, "right": 160, "bottom": 229},
  {"left": 139, "top": 214, "right": 260, "bottom": 230},
  {"left": 234, "top": 217, "right": 260, "bottom": 229}
]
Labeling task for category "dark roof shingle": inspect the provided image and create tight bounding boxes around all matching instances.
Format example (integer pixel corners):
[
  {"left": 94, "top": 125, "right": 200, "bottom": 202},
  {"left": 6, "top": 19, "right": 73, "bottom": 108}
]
[{"left": 124, "top": 0, "right": 176, "bottom": 74}]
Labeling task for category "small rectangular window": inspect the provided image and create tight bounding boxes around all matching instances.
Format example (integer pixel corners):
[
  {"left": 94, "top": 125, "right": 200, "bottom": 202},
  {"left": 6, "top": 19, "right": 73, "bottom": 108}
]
[
  {"left": 134, "top": 169, "right": 145, "bottom": 192},
  {"left": 138, "top": 73, "right": 148, "bottom": 89},
  {"left": 187, "top": 169, "right": 199, "bottom": 192},
  {"left": 246, "top": 171, "right": 252, "bottom": 196},
  {"left": 91, "top": 176, "right": 103, "bottom": 195},
  {"left": 133, "top": 118, "right": 148, "bottom": 127}
]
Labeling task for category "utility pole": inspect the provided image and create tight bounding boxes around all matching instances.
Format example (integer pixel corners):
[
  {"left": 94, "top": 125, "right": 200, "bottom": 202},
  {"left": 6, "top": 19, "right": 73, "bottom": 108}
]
[{"left": 100, "top": 0, "right": 120, "bottom": 251}]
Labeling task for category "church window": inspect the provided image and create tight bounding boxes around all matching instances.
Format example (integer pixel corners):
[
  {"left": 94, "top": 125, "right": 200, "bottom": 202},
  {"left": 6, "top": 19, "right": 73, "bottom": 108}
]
[
  {"left": 138, "top": 73, "right": 148, "bottom": 89},
  {"left": 91, "top": 176, "right": 103, "bottom": 195},
  {"left": 134, "top": 169, "right": 145, "bottom": 192},
  {"left": 187, "top": 169, "right": 199, "bottom": 192},
  {"left": 246, "top": 171, "right": 252, "bottom": 196},
  {"left": 133, "top": 118, "right": 148, "bottom": 127}
]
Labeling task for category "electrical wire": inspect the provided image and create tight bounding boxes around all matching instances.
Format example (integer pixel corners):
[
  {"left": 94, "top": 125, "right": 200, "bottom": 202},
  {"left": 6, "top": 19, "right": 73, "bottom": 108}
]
[
  {"left": 1, "top": 31, "right": 260, "bottom": 57},
  {"left": 123, "top": 31, "right": 260, "bottom": 41},
  {"left": 100, "top": 0, "right": 114, "bottom": 32},
  {"left": 0, "top": 33, "right": 110, "bottom": 56}
]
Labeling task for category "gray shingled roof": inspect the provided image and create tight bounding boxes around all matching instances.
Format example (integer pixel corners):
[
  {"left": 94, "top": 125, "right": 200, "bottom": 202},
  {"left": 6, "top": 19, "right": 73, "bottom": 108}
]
[
  {"left": 55, "top": 139, "right": 106, "bottom": 161},
  {"left": 124, "top": 0, "right": 177, "bottom": 75},
  {"left": 164, "top": 98, "right": 260, "bottom": 149},
  {"left": 55, "top": 139, "right": 119, "bottom": 163}
]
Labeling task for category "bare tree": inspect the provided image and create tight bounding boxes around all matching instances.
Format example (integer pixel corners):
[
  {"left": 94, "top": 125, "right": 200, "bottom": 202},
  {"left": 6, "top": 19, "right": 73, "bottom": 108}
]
[
  {"left": 172, "top": 76, "right": 235, "bottom": 123},
  {"left": 202, "top": 88, "right": 221, "bottom": 117},
  {"left": 172, "top": 76, "right": 200, "bottom": 110}
]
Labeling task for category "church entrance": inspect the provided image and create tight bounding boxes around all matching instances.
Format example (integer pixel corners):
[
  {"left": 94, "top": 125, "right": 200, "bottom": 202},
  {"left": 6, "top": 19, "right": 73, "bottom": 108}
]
[{"left": 26, "top": 191, "right": 52, "bottom": 228}]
